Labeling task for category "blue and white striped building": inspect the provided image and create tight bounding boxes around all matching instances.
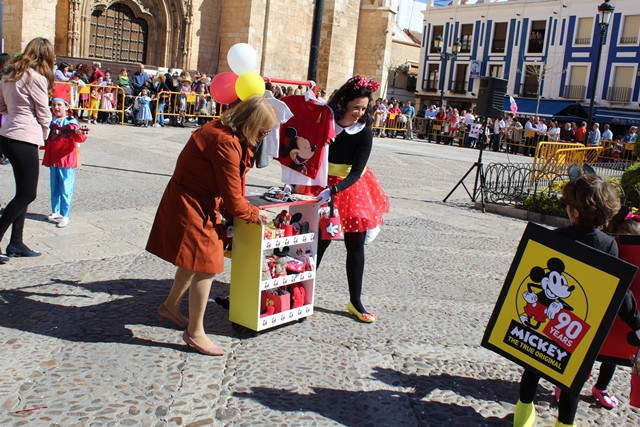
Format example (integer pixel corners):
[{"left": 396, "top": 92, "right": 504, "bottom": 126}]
[{"left": 417, "top": 0, "right": 640, "bottom": 126}]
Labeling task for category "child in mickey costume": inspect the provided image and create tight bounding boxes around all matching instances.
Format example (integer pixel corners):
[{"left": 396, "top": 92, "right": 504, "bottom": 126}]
[
  {"left": 514, "top": 171, "right": 640, "bottom": 427},
  {"left": 315, "top": 76, "right": 389, "bottom": 323},
  {"left": 43, "top": 84, "right": 88, "bottom": 228}
]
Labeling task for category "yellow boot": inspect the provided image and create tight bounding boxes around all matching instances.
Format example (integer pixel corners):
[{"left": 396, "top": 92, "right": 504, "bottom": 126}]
[
  {"left": 513, "top": 400, "right": 536, "bottom": 427},
  {"left": 554, "top": 420, "right": 576, "bottom": 427}
]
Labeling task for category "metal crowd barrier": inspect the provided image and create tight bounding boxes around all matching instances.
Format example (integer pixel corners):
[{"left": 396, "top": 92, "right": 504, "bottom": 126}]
[
  {"left": 403, "top": 117, "right": 468, "bottom": 145},
  {"left": 372, "top": 111, "right": 412, "bottom": 138},
  {"left": 153, "top": 91, "right": 220, "bottom": 126},
  {"left": 55, "top": 82, "right": 126, "bottom": 124}
]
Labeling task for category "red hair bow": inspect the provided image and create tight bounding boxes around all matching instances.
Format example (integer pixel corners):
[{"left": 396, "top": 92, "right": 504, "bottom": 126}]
[{"left": 349, "top": 75, "right": 380, "bottom": 92}]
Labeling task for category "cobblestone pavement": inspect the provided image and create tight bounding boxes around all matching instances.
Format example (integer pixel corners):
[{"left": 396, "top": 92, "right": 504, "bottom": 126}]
[{"left": 1, "top": 122, "right": 638, "bottom": 426}]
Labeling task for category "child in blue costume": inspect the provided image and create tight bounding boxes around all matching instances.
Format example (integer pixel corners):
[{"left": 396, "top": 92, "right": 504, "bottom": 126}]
[
  {"left": 136, "top": 87, "right": 153, "bottom": 127},
  {"left": 43, "top": 85, "right": 88, "bottom": 228}
]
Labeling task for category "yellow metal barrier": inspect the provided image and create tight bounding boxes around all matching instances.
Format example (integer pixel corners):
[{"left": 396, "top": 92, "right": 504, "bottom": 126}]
[
  {"left": 599, "top": 139, "right": 638, "bottom": 162},
  {"left": 400, "top": 117, "right": 467, "bottom": 145},
  {"left": 373, "top": 111, "right": 411, "bottom": 137},
  {"left": 57, "top": 82, "right": 126, "bottom": 124},
  {"left": 153, "top": 91, "right": 220, "bottom": 126},
  {"left": 532, "top": 142, "right": 591, "bottom": 180}
]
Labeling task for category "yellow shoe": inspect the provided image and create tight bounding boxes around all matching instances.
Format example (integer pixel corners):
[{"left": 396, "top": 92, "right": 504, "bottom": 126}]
[
  {"left": 513, "top": 400, "right": 535, "bottom": 427},
  {"left": 554, "top": 420, "right": 576, "bottom": 427},
  {"left": 347, "top": 301, "right": 378, "bottom": 323}
]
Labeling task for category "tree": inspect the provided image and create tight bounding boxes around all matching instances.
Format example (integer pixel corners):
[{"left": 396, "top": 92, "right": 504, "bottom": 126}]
[{"left": 517, "top": 60, "right": 565, "bottom": 116}]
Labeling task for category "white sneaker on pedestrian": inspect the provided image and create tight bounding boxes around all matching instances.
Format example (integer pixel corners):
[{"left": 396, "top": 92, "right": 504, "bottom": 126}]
[
  {"left": 364, "top": 226, "right": 381, "bottom": 244},
  {"left": 57, "top": 217, "right": 70, "bottom": 228},
  {"left": 48, "top": 212, "right": 63, "bottom": 221}
]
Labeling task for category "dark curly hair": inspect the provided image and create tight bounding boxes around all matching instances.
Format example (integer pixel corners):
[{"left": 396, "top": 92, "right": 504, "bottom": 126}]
[
  {"left": 327, "top": 76, "right": 376, "bottom": 125},
  {"left": 561, "top": 174, "right": 620, "bottom": 228}
]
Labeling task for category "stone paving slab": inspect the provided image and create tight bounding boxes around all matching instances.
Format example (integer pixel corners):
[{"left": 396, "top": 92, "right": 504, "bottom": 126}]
[{"left": 0, "top": 123, "right": 639, "bottom": 426}]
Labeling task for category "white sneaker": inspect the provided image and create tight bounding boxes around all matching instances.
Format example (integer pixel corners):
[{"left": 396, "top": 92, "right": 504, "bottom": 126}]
[
  {"left": 57, "top": 217, "right": 70, "bottom": 228},
  {"left": 48, "top": 212, "right": 63, "bottom": 221},
  {"left": 364, "top": 226, "right": 381, "bottom": 245}
]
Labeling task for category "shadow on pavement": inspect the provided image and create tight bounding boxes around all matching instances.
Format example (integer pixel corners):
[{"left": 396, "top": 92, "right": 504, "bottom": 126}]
[
  {"left": 0, "top": 277, "right": 209, "bottom": 351},
  {"left": 234, "top": 368, "right": 511, "bottom": 425}
]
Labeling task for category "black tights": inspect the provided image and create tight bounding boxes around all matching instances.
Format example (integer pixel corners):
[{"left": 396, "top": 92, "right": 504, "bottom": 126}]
[
  {"left": 0, "top": 136, "right": 39, "bottom": 247},
  {"left": 595, "top": 362, "right": 616, "bottom": 391},
  {"left": 520, "top": 369, "right": 579, "bottom": 424},
  {"left": 316, "top": 231, "right": 368, "bottom": 313}
]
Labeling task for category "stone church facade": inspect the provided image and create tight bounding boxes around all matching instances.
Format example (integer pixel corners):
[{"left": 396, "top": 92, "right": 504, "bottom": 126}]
[{"left": 2, "top": 0, "right": 397, "bottom": 94}]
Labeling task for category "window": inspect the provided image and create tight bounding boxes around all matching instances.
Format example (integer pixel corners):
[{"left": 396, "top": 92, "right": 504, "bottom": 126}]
[
  {"left": 460, "top": 24, "right": 473, "bottom": 53},
  {"left": 452, "top": 64, "right": 468, "bottom": 94},
  {"left": 527, "top": 20, "right": 546, "bottom": 54},
  {"left": 425, "top": 63, "right": 440, "bottom": 92},
  {"left": 489, "top": 64, "right": 503, "bottom": 78},
  {"left": 522, "top": 64, "right": 541, "bottom": 97},
  {"left": 431, "top": 25, "right": 444, "bottom": 54},
  {"left": 621, "top": 15, "right": 640, "bottom": 44},
  {"left": 575, "top": 17, "right": 593, "bottom": 45},
  {"left": 608, "top": 66, "right": 634, "bottom": 102},
  {"left": 491, "top": 23, "right": 508, "bottom": 53},
  {"left": 564, "top": 65, "right": 587, "bottom": 99}
]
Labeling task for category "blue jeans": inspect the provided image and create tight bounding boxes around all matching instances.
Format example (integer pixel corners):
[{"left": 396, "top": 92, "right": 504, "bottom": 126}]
[
  {"left": 50, "top": 166, "right": 76, "bottom": 217},
  {"left": 157, "top": 101, "right": 165, "bottom": 125}
]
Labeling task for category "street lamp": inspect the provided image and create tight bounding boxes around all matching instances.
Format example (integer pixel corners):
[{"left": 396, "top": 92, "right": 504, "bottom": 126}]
[
  {"left": 586, "top": 0, "right": 615, "bottom": 130},
  {"left": 434, "top": 35, "right": 461, "bottom": 108}
]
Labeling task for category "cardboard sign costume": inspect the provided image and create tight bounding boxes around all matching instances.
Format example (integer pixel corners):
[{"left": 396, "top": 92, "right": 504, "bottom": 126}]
[{"left": 482, "top": 223, "right": 637, "bottom": 395}]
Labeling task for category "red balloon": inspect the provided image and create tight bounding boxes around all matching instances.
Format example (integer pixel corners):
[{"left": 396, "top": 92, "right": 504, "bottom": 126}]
[{"left": 210, "top": 72, "right": 239, "bottom": 104}]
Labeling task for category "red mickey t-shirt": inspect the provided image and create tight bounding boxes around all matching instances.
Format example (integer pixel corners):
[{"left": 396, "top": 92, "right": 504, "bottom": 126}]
[{"left": 276, "top": 96, "right": 335, "bottom": 180}]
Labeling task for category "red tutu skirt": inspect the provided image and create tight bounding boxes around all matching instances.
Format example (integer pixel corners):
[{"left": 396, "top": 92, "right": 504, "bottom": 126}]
[{"left": 330, "top": 168, "right": 389, "bottom": 233}]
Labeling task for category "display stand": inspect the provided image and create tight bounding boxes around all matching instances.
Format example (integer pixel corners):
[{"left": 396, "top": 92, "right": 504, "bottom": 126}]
[{"left": 229, "top": 196, "right": 320, "bottom": 331}]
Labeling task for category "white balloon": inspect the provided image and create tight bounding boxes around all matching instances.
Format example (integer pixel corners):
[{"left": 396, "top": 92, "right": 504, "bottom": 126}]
[{"left": 227, "top": 43, "right": 258, "bottom": 75}]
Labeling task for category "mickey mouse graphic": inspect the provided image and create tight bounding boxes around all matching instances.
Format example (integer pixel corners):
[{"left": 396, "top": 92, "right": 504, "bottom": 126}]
[
  {"left": 281, "top": 126, "right": 316, "bottom": 175},
  {"left": 519, "top": 257, "right": 574, "bottom": 329}
]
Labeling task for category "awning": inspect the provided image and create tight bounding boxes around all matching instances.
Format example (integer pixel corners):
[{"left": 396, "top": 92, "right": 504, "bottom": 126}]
[
  {"left": 593, "top": 108, "right": 640, "bottom": 126},
  {"left": 553, "top": 103, "right": 588, "bottom": 123},
  {"left": 502, "top": 98, "right": 575, "bottom": 118}
]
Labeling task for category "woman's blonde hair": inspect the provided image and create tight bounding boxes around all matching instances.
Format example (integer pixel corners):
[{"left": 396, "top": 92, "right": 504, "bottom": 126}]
[
  {"left": 221, "top": 95, "right": 278, "bottom": 147},
  {"left": 3, "top": 37, "right": 55, "bottom": 89}
]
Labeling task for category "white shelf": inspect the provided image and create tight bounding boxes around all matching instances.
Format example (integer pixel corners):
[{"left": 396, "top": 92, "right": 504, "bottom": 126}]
[
  {"left": 262, "top": 232, "right": 315, "bottom": 251},
  {"left": 256, "top": 304, "right": 313, "bottom": 331},
  {"left": 260, "top": 271, "right": 315, "bottom": 291}
]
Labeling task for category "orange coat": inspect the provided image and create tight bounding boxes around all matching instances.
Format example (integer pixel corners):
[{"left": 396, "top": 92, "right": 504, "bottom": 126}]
[{"left": 146, "top": 120, "right": 259, "bottom": 273}]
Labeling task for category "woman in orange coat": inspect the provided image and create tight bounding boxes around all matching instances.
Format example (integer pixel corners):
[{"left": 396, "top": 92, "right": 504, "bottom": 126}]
[{"left": 146, "top": 95, "right": 277, "bottom": 355}]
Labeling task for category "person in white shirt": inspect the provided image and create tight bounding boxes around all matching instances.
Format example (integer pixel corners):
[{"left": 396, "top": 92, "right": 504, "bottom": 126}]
[
  {"left": 524, "top": 116, "right": 536, "bottom": 156},
  {"left": 548, "top": 121, "right": 561, "bottom": 142},
  {"left": 536, "top": 118, "right": 548, "bottom": 142},
  {"left": 491, "top": 115, "right": 506, "bottom": 151},
  {"left": 601, "top": 123, "right": 613, "bottom": 141}
]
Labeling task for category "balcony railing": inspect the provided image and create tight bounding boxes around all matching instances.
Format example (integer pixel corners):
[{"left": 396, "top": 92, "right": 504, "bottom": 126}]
[
  {"left": 451, "top": 81, "right": 468, "bottom": 94},
  {"left": 607, "top": 86, "right": 632, "bottom": 102},
  {"left": 620, "top": 36, "right": 639, "bottom": 44},
  {"left": 563, "top": 85, "right": 586, "bottom": 99},
  {"left": 491, "top": 40, "right": 506, "bottom": 53},
  {"left": 521, "top": 84, "right": 540, "bottom": 98},
  {"left": 574, "top": 37, "right": 591, "bottom": 44},
  {"left": 423, "top": 82, "right": 439, "bottom": 92}
]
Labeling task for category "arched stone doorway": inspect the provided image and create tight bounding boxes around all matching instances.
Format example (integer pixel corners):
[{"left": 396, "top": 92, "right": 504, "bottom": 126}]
[{"left": 89, "top": 3, "right": 148, "bottom": 63}]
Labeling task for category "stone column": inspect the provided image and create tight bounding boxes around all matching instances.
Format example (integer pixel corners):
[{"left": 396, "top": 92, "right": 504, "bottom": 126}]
[{"left": 354, "top": 0, "right": 394, "bottom": 98}]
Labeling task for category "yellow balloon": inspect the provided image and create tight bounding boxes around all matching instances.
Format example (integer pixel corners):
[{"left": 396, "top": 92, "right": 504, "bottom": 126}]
[{"left": 235, "top": 72, "right": 265, "bottom": 101}]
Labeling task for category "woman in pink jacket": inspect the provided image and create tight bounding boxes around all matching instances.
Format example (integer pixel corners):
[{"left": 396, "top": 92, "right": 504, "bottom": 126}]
[{"left": 0, "top": 37, "right": 54, "bottom": 260}]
